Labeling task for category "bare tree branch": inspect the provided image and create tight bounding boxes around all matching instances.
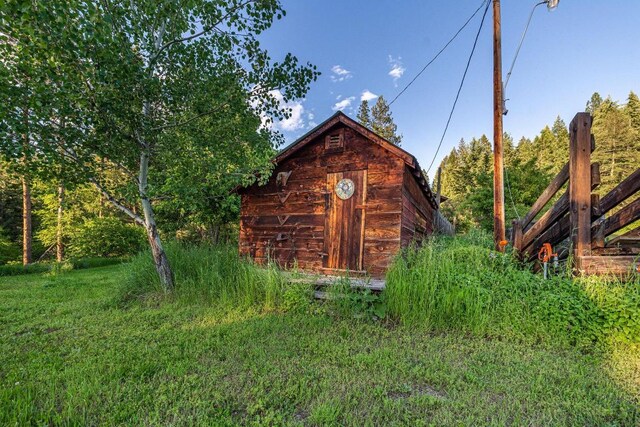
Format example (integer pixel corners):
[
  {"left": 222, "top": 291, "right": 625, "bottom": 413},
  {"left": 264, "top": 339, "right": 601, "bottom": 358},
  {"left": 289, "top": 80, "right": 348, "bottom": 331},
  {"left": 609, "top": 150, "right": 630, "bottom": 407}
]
[{"left": 90, "top": 177, "right": 144, "bottom": 226}]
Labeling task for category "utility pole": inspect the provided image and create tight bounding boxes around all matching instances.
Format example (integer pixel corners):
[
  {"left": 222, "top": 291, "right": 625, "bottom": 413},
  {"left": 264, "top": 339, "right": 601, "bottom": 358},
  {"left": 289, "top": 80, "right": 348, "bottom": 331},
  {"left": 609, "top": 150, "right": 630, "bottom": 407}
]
[{"left": 493, "top": 0, "right": 506, "bottom": 251}]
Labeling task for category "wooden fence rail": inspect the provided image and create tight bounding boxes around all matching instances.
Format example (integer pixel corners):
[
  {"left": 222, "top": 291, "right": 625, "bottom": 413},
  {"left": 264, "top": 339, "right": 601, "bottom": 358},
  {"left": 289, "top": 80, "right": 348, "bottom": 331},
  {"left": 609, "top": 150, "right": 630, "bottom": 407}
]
[{"left": 511, "top": 112, "right": 640, "bottom": 276}]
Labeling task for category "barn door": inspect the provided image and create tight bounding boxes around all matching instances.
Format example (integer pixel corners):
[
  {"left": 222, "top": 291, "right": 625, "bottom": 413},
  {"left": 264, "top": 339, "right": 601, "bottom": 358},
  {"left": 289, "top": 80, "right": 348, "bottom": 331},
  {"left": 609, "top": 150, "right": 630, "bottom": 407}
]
[{"left": 324, "top": 170, "right": 367, "bottom": 271}]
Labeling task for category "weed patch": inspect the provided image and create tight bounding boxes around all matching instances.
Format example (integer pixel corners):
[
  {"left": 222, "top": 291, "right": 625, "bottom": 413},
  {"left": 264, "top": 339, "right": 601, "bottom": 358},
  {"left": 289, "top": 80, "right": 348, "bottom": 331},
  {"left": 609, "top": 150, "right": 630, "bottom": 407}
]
[
  {"left": 385, "top": 230, "right": 640, "bottom": 348},
  {"left": 119, "top": 242, "right": 285, "bottom": 310}
]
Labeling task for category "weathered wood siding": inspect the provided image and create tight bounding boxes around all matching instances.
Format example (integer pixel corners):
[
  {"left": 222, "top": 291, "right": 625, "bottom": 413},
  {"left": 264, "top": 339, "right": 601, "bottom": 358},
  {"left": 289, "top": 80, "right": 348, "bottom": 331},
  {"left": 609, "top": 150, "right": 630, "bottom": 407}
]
[
  {"left": 401, "top": 165, "right": 436, "bottom": 247},
  {"left": 239, "top": 123, "right": 404, "bottom": 277}
]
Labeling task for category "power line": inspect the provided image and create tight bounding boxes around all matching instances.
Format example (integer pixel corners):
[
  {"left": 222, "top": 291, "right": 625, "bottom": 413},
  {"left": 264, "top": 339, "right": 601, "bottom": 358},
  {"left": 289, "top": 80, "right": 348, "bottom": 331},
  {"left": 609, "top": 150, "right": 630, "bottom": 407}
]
[
  {"left": 502, "top": 1, "right": 547, "bottom": 114},
  {"left": 389, "top": 0, "right": 488, "bottom": 107},
  {"left": 504, "top": 1, "right": 546, "bottom": 92},
  {"left": 504, "top": 166, "right": 521, "bottom": 221},
  {"left": 424, "top": 0, "right": 491, "bottom": 176}
]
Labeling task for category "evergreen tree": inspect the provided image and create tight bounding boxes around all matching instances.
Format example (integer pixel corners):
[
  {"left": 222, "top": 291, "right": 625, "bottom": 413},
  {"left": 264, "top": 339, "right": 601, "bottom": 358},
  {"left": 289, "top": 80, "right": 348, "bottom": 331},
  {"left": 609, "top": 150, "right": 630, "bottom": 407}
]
[
  {"left": 551, "top": 116, "right": 570, "bottom": 146},
  {"left": 550, "top": 116, "right": 570, "bottom": 170},
  {"left": 532, "top": 125, "right": 565, "bottom": 174},
  {"left": 592, "top": 99, "right": 637, "bottom": 195},
  {"left": 370, "top": 96, "right": 402, "bottom": 146},
  {"left": 625, "top": 92, "right": 640, "bottom": 173},
  {"left": 503, "top": 132, "right": 515, "bottom": 164},
  {"left": 356, "top": 100, "right": 372, "bottom": 129},
  {"left": 625, "top": 91, "right": 640, "bottom": 132},
  {"left": 515, "top": 136, "right": 535, "bottom": 165},
  {"left": 586, "top": 92, "right": 603, "bottom": 114}
]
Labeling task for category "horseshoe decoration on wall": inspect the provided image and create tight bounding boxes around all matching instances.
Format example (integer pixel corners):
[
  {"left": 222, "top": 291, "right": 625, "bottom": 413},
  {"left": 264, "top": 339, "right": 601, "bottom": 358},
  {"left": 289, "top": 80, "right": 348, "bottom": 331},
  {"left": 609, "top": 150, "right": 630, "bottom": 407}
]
[
  {"left": 278, "top": 191, "right": 292, "bottom": 204},
  {"left": 277, "top": 215, "right": 290, "bottom": 225},
  {"left": 276, "top": 170, "right": 292, "bottom": 187}
]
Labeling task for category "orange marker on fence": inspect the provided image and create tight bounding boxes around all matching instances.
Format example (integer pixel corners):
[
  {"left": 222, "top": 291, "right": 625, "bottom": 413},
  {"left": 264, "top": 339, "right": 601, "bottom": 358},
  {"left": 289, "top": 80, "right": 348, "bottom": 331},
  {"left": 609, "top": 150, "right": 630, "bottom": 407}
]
[{"left": 537, "top": 243, "right": 558, "bottom": 279}]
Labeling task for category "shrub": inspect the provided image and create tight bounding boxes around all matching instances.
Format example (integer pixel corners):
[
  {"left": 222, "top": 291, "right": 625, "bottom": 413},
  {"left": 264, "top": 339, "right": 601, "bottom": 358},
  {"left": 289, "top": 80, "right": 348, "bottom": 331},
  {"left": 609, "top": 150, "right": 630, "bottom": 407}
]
[
  {"left": 385, "top": 230, "right": 640, "bottom": 347},
  {"left": 325, "top": 278, "right": 387, "bottom": 321},
  {"left": 0, "top": 262, "right": 51, "bottom": 276},
  {"left": 0, "top": 256, "right": 126, "bottom": 277},
  {"left": 119, "top": 242, "right": 285, "bottom": 309},
  {"left": 67, "top": 217, "right": 146, "bottom": 258},
  {"left": 69, "top": 257, "right": 127, "bottom": 270},
  {"left": 0, "top": 227, "right": 20, "bottom": 265},
  {"left": 282, "top": 282, "right": 315, "bottom": 314}
]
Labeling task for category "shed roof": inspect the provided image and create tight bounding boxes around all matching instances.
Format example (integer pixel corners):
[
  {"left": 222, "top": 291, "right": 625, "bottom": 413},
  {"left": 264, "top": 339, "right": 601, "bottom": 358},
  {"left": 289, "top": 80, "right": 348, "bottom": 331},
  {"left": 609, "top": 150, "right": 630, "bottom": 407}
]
[{"left": 276, "top": 111, "right": 442, "bottom": 209}]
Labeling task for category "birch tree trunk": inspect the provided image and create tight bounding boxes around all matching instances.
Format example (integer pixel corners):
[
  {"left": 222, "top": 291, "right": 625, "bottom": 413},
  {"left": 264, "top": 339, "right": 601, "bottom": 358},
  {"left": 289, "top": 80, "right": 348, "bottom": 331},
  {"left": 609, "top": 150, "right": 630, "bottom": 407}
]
[{"left": 139, "top": 149, "right": 174, "bottom": 291}]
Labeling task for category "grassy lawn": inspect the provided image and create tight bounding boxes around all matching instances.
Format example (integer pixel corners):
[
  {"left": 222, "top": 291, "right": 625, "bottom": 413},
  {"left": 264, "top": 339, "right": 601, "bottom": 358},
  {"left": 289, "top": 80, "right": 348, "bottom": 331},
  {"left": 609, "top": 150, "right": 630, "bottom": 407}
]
[{"left": 1, "top": 265, "right": 638, "bottom": 426}]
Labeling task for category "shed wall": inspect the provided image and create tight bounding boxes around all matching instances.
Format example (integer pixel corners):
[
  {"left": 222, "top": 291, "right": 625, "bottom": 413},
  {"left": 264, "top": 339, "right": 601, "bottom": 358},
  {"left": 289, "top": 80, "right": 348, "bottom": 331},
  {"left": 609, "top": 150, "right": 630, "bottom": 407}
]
[
  {"left": 401, "top": 165, "right": 437, "bottom": 247},
  {"left": 239, "top": 124, "right": 405, "bottom": 277}
]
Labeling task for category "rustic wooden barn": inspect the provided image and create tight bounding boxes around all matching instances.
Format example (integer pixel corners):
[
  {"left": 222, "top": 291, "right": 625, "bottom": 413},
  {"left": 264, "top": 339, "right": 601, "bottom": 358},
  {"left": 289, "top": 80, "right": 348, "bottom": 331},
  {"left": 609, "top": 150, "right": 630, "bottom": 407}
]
[{"left": 238, "top": 112, "right": 453, "bottom": 277}]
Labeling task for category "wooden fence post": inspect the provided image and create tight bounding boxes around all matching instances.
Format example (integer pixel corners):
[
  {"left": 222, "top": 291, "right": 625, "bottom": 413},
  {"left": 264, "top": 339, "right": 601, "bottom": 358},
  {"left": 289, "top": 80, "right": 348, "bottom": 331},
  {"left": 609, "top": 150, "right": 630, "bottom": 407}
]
[
  {"left": 512, "top": 219, "right": 523, "bottom": 252},
  {"left": 569, "top": 113, "right": 593, "bottom": 271}
]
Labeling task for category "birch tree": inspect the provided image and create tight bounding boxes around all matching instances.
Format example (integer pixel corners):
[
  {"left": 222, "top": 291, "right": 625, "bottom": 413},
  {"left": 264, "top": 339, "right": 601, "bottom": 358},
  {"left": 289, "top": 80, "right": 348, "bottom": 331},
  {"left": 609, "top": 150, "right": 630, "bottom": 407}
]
[{"left": 0, "top": 0, "right": 318, "bottom": 290}]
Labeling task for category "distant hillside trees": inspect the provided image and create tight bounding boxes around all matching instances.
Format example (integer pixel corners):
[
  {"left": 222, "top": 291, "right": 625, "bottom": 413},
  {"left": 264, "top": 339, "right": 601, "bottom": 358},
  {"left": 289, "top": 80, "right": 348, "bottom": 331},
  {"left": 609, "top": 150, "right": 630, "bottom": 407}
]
[
  {"left": 439, "top": 91, "right": 640, "bottom": 232},
  {"left": 592, "top": 98, "right": 637, "bottom": 195}
]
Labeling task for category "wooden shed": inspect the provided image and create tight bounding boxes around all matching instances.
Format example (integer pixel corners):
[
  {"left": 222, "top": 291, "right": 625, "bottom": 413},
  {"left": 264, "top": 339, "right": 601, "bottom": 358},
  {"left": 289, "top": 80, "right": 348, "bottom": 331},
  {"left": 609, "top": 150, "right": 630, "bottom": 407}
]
[{"left": 238, "top": 112, "right": 453, "bottom": 277}]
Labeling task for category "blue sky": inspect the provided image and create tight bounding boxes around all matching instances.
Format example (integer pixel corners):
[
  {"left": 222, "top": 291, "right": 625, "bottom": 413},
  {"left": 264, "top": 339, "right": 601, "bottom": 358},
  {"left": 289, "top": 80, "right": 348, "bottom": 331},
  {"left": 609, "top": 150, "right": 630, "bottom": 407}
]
[{"left": 259, "top": 1, "right": 640, "bottom": 175}]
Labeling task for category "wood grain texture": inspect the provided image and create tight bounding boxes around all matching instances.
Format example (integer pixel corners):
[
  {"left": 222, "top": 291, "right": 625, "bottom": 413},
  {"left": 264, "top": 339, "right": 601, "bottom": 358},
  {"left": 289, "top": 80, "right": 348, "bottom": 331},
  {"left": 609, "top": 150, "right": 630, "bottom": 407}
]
[
  {"left": 569, "top": 113, "right": 592, "bottom": 258},
  {"left": 400, "top": 165, "right": 438, "bottom": 244},
  {"left": 576, "top": 256, "right": 639, "bottom": 276},
  {"left": 240, "top": 117, "right": 442, "bottom": 277}
]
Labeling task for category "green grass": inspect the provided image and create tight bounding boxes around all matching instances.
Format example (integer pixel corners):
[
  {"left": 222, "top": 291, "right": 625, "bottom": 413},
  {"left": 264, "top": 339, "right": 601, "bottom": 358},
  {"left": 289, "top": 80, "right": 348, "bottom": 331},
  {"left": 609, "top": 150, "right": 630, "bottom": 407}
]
[
  {"left": 1, "top": 265, "right": 638, "bottom": 425},
  {"left": 386, "top": 230, "right": 640, "bottom": 348},
  {"left": 120, "top": 242, "right": 284, "bottom": 308},
  {"left": 0, "top": 257, "right": 126, "bottom": 276}
]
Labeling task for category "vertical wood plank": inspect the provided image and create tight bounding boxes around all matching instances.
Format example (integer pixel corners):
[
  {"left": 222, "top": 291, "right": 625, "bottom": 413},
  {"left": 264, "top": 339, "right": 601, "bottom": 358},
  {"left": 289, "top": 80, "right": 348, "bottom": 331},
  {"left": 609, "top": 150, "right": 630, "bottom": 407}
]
[
  {"left": 344, "top": 169, "right": 366, "bottom": 271},
  {"left": 569, "top": 113, "right": 593, "bottom": 268},
  {"left": 324, "top": 172, "right": 342, "bottom": 269},
  {"left": 341, "top": 171, "right": 355, "bottom": 269},
  {"left": 592, "top": 221, "right": 605, "bottom": 249},
  {"left": 512, "top": 219, "right": 523, "bottom": 252},
  {"left": 436, "top": 167, "right": 442, "bottom": 207},
  {"left": 359, "top": 170, "right": 368, "bottom": 270}
]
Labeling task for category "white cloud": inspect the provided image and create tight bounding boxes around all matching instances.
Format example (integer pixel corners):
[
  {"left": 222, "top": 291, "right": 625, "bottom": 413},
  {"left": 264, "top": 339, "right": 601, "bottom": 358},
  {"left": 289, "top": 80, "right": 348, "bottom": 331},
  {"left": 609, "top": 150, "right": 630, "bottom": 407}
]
[
  {"left": 330, "top": 65, "right": 353, "bottom": 82},
  {"left": 360, "top": 90, "right": 378, "bottom": 102},
  {"left": 264, "top": 89, "right": 306, "bottom": 132},
  {"left": 307, "top": 112, "right": 315, "bottom": 120},
  {"left": 388, "top": 55, "right": 405, "bottom": 85},
  {"left": 308, "top": 121, "right": 318, "bottom": 129},
  {"left": 280, "top": 102, "right": 305, "bottom": 131},
  {"left": 332, "top": 96, "right": 355, "bottom": 111}
]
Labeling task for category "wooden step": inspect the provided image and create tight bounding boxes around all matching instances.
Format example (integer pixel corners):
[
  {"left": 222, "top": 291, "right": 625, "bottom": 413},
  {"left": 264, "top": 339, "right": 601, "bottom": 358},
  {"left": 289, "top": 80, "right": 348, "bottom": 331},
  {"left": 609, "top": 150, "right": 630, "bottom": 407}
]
[{"left": 286, "top": 274, "right": 385, "bottom": 290}]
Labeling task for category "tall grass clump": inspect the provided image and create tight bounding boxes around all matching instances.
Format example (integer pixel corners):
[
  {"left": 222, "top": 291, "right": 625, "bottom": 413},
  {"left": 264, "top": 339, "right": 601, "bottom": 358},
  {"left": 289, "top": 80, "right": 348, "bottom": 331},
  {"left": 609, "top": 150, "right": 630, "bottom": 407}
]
[
  {"left": 385, "top": 229, "right": 640, "bottom": 347},
  {"left": 119, "top": 241, "right": 285, "bottom": 309},
  {"left": 385, "top": 230, "right": 494, "bottom": 333}
]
